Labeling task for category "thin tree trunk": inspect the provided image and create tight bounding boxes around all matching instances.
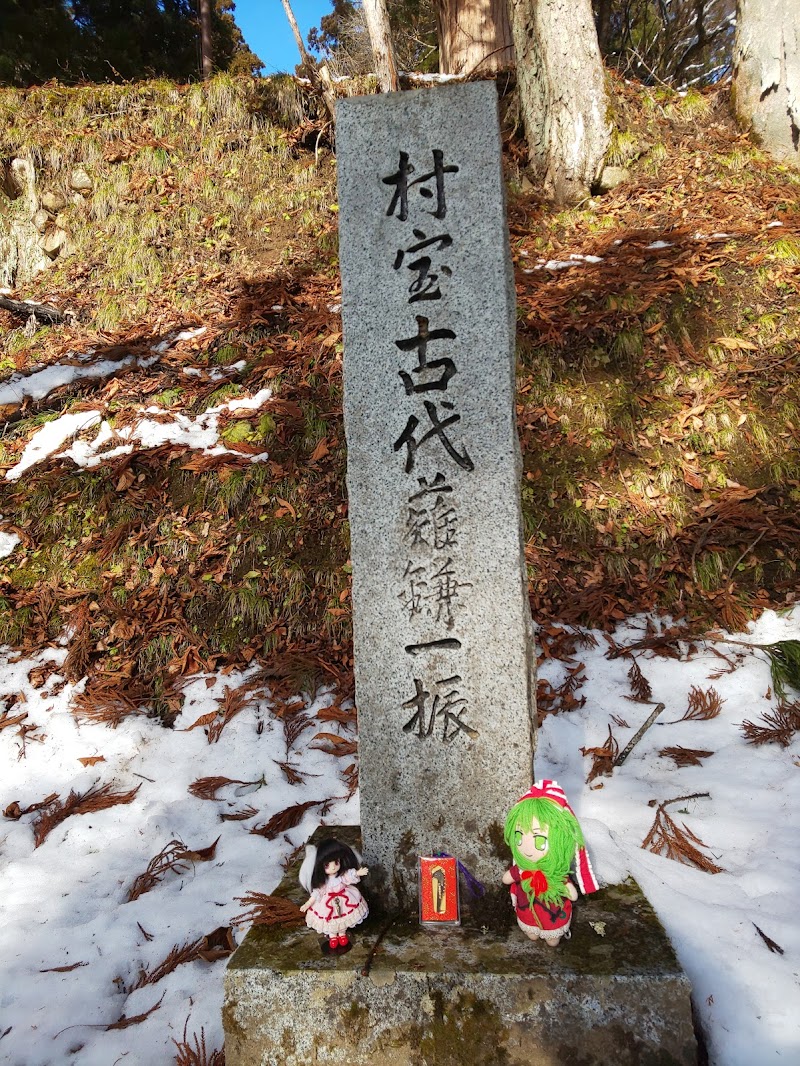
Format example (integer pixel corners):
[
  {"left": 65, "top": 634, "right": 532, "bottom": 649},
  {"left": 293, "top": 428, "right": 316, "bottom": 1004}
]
[
  {"left": 509, "top": 0, "right": 610, "bottom": 204},
  {"left": 733, "top": 0, "right": 799, "bottom": 167},
  {"left": 199, "top": 0, "right": 213, "bottom": 80},
  {"left": 279, "top": 0, "right": 336, "bottom": 121},
  {"left": 362, "top": 0, "right": 399, "bottom": 92},
  {"left": 437, "top": 0, "right": 514, "bottom": 76}
]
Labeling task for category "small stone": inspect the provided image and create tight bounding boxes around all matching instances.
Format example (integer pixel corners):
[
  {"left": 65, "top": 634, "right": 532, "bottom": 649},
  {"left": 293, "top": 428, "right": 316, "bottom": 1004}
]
[
  {"left": 70, "top": 168, "right": 93, "bottom": 193},
  {"left": 40, "top": 190, "right": 66, "bottom": 213},
  {"left": 596, "top": 166, "right": 631, "bottom": 193},
  {"left": 40, "top": 227, "right": 68, "bottom": 259},
  {"left": 32, "top": 209, "right": 50, "bottom": 234}
]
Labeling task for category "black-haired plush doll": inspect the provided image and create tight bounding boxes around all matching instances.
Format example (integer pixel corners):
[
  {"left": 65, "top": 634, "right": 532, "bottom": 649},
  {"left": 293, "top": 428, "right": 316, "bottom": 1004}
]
[{"left": 299, "top": 838, "right": 369, "bottom": 952}]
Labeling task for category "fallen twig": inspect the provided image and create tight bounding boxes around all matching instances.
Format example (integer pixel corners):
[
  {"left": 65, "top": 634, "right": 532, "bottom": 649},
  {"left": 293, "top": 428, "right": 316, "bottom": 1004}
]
[
  {"left": 615, "top": 703, "right": 665, "bottom": 766},
  {"left": 0, "top": 295, "right": 66, "bottom": 324}
]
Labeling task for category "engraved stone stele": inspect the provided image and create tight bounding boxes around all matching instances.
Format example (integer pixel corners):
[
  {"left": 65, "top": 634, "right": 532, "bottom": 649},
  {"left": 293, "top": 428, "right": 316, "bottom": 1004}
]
[
  {"left": 223, "top": 85, "right": 698, "bottom": 1066},
  {"left": 337, "top": 81, "right": 536, "bottom": 910}
]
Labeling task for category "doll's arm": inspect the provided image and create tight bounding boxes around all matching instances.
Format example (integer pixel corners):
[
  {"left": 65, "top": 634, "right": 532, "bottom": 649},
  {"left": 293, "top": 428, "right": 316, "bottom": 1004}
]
[
  {"left": 502, "top": 869, "right": 515, "bottom": 886},
  {"left": 356, "top": 866, "right": 368, "bottom": 878},
  {"left": 565, "top": 880, "right": 579, "bottom": 902},
  {"left": 300, "top": 897, "right": 313, "bottom": 912}
]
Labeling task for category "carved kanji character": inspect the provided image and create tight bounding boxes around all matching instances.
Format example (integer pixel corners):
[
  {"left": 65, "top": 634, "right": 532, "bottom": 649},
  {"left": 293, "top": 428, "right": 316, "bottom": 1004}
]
[
  {"left": 382, "top": 150, "right": 459, "bottom": 221},
  {"left": 395, "top": 315, "right": 456, "bottom": 395},
  {"left": 394, "top": 401, "right": 474, "bottom": 474},
  {"left": 393, "top": 228, "right": 453, "bottom": 303}
]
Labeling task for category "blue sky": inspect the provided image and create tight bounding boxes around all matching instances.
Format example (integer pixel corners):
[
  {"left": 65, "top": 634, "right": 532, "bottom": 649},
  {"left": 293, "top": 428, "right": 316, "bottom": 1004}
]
[{"left": 233, "top": 0, "right": 332, "bottom": 76}]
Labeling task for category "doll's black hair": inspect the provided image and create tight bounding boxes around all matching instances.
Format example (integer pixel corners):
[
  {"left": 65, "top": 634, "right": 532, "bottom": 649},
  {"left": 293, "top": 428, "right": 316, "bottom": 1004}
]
[{"left": 310, "top": 838, "right": 360, "bottom": 889}]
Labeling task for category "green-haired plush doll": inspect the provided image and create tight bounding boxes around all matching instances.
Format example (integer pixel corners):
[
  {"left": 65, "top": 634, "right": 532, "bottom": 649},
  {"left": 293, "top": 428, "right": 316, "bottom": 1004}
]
[{"left": 503, "top": 779, "right": 599, "bottom": 946}]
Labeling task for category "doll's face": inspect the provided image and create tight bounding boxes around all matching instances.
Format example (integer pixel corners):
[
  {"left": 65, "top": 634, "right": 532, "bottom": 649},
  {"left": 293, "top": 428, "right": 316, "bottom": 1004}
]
[
  {"left": 514, "top": 816, "right": 549, "bottom": 863},
  {"left": 324, "top": 858, "right": 341, "bottom": 876}
]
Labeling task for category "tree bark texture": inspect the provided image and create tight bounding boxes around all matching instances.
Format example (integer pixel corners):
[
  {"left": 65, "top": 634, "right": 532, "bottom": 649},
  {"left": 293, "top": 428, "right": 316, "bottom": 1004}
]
[
  {"left": 437, "top": 0, "right": 514, "bottom": 75},
  {"left": 509, "top": 0, "right": 610, "bottom": 204},
  {"left": 362, "top": 0, "right": 400, "bottom": 91},
  {"left": 199, "top": 0, "right": 213, "bottom": 80},
  {"left": 733, "top": 0, "right": 799, "bottom": 167}
]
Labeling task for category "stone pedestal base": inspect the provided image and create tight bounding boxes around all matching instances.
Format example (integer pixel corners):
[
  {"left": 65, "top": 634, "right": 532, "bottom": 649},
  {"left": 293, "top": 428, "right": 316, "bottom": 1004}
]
[{"left": 224, "top": 828, "right": 697, "bottom": 1066}]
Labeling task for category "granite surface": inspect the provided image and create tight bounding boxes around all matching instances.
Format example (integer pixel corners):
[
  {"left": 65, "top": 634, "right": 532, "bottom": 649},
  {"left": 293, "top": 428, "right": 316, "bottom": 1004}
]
[{"left": 336, "top": 81, "right": 537, "bottom": 911}]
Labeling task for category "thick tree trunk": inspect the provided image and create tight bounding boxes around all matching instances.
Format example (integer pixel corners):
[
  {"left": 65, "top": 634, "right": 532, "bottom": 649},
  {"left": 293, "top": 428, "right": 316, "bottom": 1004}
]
[
  {"left": 733, "top": 0, "right": 799, "bottom": 167},
  {"left": 362, "top": 0, "right": 399, "bottom": 91},
  {"left": 199, "top": 0, "right": 213, "bottom": 80},
  {"left": 437, "top": 0, "right": 514, "bottom": 75},
  {"left": 509, "top": 0, "right": 610, "bottom": 204}
]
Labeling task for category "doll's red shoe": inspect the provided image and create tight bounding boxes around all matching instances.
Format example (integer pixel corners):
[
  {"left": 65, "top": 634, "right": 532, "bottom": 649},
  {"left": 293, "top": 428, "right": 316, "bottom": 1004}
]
[{"left": 338, "top": 935, "right": 349, "bottom": 947}]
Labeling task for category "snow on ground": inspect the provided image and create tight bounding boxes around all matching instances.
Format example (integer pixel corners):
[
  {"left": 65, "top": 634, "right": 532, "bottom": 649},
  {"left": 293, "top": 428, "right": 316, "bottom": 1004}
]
[
  {"left": 5, "top": 390, "right": 272, "bottom": 481},
  {"left": 0, "top": 608, "right": 798, "bottom": 1065}
]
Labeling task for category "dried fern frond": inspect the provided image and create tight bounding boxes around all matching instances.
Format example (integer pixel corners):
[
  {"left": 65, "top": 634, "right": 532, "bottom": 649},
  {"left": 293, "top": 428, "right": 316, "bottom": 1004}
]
[
  {"left": 188, "top": 776, "right": 252, "bottom": 801},
  {"left": 32, "top": 783, "right": 140, "bottom": 847},
  {"left": 341, "top": 761, "right": 359, "bottom": 799},
  {"left": 282, "top": 708, "right": 315, "bottom": 756},
  {"left": 219, "top": 805, "right": 258, "bottom": 822},
  {"left": 173, "top": 1019, "right": 225, "bottom": 1066},
  {"left": 740, "top": 701, "right": 800, "bottom": 748},
  {"left": 231, "top": 892, "right": 305, "bottom": 928},
  {"left": 127, "top": 939, "right": 203, "bottom": 991},
  {"left": 581, "top": 724, "right": 619, "bottom": 783},
  {"left": 659, "top": 746, "right": 714, "bottom": 767},
  {"left": 250, "top": 797, "right": 341, "bottom": 840},
  {"left": 627, "top": 660, "right": 653, "bottom": 702},
  {"left": 207, "top": 685, "right": 259, "bottom": 744},
  {"left": 673, "top": 685, "right": 724, "bottom": 722},
  {"left": 314, "top": 704, "right": 357, "bottom": 728},
  {"left": 642, "top": 793, "right": 723, "bottom": 873},
  {"left": 71, "top": 685, "right": 149, "bottom": 727},
  {"left": 106, "top": 992, "right": 165, "bottom": 1030},
  {"left": 127, "top": 839, "right": 189, "bottom": 902}
]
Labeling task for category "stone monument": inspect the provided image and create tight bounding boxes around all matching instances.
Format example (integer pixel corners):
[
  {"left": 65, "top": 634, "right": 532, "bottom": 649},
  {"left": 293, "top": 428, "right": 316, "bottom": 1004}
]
[
  {"left": 223, "top": 82, "right": 698, "bottom": 1066},
  {"left": 337, "top": 80, "right": 536, "bottom": 908}
]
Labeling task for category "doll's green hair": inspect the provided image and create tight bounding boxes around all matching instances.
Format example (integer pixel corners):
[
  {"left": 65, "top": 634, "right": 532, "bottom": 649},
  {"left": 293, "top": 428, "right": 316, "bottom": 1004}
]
[{"left": 504, "top": 796, "right": 584, "bottom": 906}]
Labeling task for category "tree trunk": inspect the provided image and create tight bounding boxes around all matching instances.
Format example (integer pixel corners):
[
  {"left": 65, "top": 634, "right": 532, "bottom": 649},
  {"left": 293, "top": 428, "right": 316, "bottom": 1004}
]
[
  {"left": 279, "top": 0, "right": 337, "bottom": 121},
  {"left": 437, "top": 0, "right": 514, "bottom": 75},
  {"left": 509, "top": 0, "right": 610, "bottom": 204},
  {"left": 362, "top": 0, "right": 399, "bottom": 91},
  {"left": 199, "top": 0, "right": 213, "bottom": 80},
  {"left": 732, "top": 0, "right": 799, "bottom": 167}
]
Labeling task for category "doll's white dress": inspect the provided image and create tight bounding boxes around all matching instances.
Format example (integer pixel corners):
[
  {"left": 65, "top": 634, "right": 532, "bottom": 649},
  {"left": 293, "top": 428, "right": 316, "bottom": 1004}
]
[{"left": 304, "top": 869, "right": 368, "bottom": 936}]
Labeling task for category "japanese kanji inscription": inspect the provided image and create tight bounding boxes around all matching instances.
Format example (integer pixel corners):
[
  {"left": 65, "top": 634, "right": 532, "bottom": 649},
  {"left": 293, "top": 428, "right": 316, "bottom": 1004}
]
[{"left": 337, "top": 82, "right": 536, "bottom": 910}]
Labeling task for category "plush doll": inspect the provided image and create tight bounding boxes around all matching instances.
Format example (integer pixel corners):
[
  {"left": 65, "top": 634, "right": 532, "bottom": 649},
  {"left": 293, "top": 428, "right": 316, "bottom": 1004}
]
[
  {"left": 299, "top": 838, "right": 369, "bottom": 953},
  {"left": 502, "top": 779, "right": 598, "bottom": 946}
]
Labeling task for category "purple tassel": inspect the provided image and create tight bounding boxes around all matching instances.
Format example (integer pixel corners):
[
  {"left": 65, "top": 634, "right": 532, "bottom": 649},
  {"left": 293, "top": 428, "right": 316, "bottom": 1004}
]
[{"left": 434, "top": 851, "right": 486, "bottom": 898}]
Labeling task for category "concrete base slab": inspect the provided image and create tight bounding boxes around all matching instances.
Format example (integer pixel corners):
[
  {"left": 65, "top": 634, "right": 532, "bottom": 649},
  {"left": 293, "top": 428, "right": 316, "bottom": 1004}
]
[{"left": 224, "top": 827, "right": 697, "bottom": 1066}]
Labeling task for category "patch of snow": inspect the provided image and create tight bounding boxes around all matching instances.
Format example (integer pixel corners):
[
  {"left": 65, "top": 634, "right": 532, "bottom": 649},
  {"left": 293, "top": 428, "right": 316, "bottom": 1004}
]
[
  {"left": 5, "top": 389, "right": 273, "bottom": 477},
  {"left": 0, "top": 607, "right": 798, "bottom": 1063},
  {"left": 151, "top": 327, "right": 208, "bottom": 355},
  {"left": 540, "top": 260, "right": 578, "bottom": 271},
  {"left": 0, "top": 530, "right": 21, "bottom": 558},
  {"left": 0, "top": 357, "right": 144, "bottom": 407},
  {"left": 0, "top": 647, "right": 358, "bottom": 1065},
  {"left": 5, "top": 411, "right": 102, "bottom": 481},
  {"left": 569, "top": 253, "right": 604, "bottom": 264},
  {"left": 182, "top": 367, "right": 202, "bottom": 377},
  {"left": 766, "top": 221, "right": 783, "bottom": 229},
  {"left": 271, "top": 304, "right": 283, "bottom": 312},
  {"left": 647, "top": 240, "right": 673, "bottom": 249},
  {"left": 327, "top": 303, "right": 342, "bottom": 313}
]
